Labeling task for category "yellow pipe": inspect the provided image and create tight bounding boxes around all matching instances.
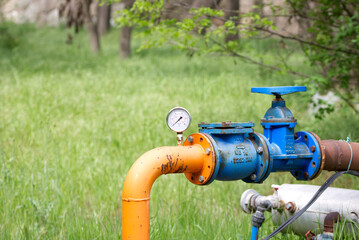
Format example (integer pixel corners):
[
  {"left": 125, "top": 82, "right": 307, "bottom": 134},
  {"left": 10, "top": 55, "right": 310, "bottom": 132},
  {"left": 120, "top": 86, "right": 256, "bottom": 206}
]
[{"left": 122, "top": 144, "right": 210, "bottom": 240}]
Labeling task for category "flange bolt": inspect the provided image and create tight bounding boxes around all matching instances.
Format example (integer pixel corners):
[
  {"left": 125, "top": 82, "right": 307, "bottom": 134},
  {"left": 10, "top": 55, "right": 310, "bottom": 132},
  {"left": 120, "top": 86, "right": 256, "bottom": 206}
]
[
  {"left": 188, "top": 136, "right": 193, "bottom": 143},
  {"left": 205, "top": 148, "right": 211, "bottom": 155},
  {"left": 199, "top": 175, "right": 204, "bottom": 183},
  {"left": 250, "top": 174, "right": 257, "bottom": 181},
  {"left": 256, "top": 147, "right": 263, "bottom": 154},
  {"left": 310, "top": 145, "right": 316, "bottom": 152}
]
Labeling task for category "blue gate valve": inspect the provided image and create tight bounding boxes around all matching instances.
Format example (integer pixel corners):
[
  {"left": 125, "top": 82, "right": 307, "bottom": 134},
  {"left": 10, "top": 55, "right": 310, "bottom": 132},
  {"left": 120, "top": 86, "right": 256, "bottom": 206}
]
[{"left": 185, "top": 86, "right": 322, "bottom": 183}]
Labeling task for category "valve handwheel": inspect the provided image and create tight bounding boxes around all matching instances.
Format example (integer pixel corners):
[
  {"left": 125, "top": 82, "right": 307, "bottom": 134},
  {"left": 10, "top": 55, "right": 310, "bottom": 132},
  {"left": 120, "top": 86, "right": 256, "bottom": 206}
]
[{"left": 251, "top": 86, "right": 307, "bottom": 98}]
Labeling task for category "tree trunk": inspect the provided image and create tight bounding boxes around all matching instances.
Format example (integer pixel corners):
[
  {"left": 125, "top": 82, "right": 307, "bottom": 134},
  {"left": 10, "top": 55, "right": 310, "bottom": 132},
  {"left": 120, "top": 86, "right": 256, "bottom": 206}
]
[
  {"left": 86, "top": 21, "right": 101, "bottom": 52},
  {"left": 119, "top": 0, "right": 134, "bottom": 58},
  {"left": 82, "top": 0, "right": 100, "bottom": 52},
  {"left": 119, "top": 26, "right": 132, "bottom": 58},
  {"left": 97, "top": 3, "right": 111, "bottom": 36},
  {"left": 189, "top": 0, "right": 220, "bottom": 34},
  {"left": 253, "top": 0, "right": 263, "bottom": 17},
  {"left": 219, "top": 0, "right": 240, "bottom": 42},
  {"left": 192, "top": 0, "right": 220, "bottom": 9},
  {"left": 296, "top": 1, "right": 315, "bottom": 39}
]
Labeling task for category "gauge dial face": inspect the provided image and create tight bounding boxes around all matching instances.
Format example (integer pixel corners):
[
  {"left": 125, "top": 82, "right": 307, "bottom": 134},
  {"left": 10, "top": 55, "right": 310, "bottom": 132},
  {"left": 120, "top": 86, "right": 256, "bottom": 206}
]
[{"left": 166, "top": 107, "right": 191, "bottom": 133}]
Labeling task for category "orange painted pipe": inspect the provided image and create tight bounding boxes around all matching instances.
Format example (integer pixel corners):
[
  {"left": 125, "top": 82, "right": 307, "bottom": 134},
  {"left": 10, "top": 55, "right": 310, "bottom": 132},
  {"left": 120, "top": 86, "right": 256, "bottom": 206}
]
[{"left": 122, "top": 145, "right": 209, "bottom": 240}]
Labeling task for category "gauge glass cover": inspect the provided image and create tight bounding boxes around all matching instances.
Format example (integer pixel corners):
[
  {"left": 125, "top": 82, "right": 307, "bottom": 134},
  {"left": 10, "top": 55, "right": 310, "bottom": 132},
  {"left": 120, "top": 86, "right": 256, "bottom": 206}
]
[{"left": 166, "top": 107, "right": 191, "bottom": 133}]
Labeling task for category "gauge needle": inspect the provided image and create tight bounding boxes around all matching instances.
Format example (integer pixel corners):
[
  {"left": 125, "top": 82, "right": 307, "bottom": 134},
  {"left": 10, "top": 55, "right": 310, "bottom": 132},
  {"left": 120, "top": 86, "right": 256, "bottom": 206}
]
[{"left": 172, "top": 116, "right": 183, "bottom": 126}]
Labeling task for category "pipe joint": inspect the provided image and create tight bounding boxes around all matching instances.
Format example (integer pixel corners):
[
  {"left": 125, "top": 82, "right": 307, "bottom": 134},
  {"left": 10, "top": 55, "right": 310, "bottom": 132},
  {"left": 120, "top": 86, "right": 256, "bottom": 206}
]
[
  {"left": 183, "top": 133, "right": 218, "bottom": 185},
  {"left": 122, "top": 136, "right": 216, "bottom": 239}
]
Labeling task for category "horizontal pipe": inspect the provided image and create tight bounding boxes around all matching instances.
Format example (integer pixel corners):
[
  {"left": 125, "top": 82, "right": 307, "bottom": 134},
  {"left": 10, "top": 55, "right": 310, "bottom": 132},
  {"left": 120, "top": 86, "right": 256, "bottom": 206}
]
[
  {"left": 321, "top": 140, "right": 359, "bottom": 171},
  {"left": 122, "top": 145, "right": 208, "bottom": 240}
]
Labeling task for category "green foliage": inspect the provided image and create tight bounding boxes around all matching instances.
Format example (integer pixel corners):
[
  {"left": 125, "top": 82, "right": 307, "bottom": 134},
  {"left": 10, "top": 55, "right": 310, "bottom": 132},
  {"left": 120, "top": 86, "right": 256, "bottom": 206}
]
[
  {"left": 291, "top": 0, "right": 359, "bottom": 113},
  {"left": 333, "top": 217, "right": 359, "bottom": 239},
  {"left": 112, "top": 0, "right": 359, "bottom": 117},
  {"left": 115, "top": 0, "right": 275, "bottom": 54}
]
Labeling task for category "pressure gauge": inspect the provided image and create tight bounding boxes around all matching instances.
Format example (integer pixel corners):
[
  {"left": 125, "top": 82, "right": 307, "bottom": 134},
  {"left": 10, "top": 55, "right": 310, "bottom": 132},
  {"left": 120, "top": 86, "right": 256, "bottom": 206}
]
[{"left": 166, "top": 107, "right": 191, "bottom": 133}]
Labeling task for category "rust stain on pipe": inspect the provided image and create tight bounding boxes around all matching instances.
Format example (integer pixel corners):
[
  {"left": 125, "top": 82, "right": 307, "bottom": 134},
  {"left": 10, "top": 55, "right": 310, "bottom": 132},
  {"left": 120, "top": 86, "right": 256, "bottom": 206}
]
[
  {"left": 122, "top": 143, "right": 213, "bottom": 240},
  {"left": 321, "top": 140, "right": 359, "bottom": 171}
]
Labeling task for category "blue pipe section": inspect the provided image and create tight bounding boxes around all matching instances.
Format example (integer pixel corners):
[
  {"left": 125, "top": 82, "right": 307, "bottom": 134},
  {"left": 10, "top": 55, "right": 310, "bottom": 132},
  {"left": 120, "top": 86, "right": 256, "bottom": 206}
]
[
  {"left": 197, "top": 86, "right": 322, "bottom": 183},
  {"left": 199, "top": 122, "right": 259, "bottom": 181},
  {"left": 251, "top": 226, "right": 258, "bottom": 240}
]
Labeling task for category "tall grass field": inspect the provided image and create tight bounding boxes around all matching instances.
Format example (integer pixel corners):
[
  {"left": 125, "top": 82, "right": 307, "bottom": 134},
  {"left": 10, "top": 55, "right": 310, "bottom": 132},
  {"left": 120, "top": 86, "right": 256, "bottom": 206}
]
[{"left": 0, "top": 23, "right": 358, "bottom": 239}]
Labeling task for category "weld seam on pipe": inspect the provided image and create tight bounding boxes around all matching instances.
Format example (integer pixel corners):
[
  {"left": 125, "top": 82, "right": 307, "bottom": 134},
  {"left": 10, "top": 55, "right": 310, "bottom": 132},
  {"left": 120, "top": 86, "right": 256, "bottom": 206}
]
[
  {"left": 122, "top": 145, "right": 209, "bottom": 240},
  {"left": 122, "top": 197, "right": 150, "bottom": 202}
]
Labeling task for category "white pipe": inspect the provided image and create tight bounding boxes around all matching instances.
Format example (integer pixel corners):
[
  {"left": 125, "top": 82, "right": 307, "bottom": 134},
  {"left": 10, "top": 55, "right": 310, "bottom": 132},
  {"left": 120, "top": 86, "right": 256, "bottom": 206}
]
[{"left": 241, "top": 184, "right": 359, "bottom": 236}]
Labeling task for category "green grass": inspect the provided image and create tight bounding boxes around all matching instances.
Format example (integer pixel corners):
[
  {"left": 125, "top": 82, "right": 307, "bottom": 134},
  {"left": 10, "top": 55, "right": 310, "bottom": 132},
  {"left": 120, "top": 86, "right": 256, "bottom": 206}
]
[{"left": 0, "top": 23, "right": 358, "bottom": 239}]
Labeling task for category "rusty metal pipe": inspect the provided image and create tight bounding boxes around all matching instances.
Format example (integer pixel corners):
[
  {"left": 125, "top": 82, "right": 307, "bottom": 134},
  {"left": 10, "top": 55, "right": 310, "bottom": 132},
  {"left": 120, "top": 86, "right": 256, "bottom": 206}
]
[
  {"left": 321, "top": 140, "right": 359, "bottom": 171},
  {"left": 323, "top": 212, "right": 341, "bottom": 233},
  {"left": 122, "top": 145, "right": 211, "bottom": 240}
]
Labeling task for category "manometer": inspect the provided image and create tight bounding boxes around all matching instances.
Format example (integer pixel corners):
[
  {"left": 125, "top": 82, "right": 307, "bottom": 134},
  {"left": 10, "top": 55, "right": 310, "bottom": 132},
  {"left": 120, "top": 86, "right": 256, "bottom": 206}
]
[
  {"left": 166, "top": 107, "right": 191, "bottom": 145},
  {"left": 166, "top": 107, "right": 191, "bottom": 133}
]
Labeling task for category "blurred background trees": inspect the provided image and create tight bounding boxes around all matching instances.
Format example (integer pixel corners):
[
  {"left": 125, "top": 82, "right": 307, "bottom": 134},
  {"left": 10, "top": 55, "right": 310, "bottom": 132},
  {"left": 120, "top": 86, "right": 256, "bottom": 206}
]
[
  {"left": 59, "top": 0, "right": 112, "bottom": 52},
  {"left": 1, "top": 0, "right": 358, "bottom": 116}
]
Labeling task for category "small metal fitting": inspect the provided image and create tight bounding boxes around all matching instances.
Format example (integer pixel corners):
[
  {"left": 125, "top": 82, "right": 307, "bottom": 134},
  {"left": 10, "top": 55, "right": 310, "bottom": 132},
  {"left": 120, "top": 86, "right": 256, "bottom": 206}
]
[
  {"left": 305, "top": 231, "right": 315, "bottom": 240},
  {"left": 177, "top": 133, "right": 183, "bottom": 145},
  {"left": 256, "top": 147, "right": 263, "bottom": 154},
  {"left": 252, "top": 200, "right": 271, "bottom": 228},
  {"left": 188, "top": 136, "right": 193, "bottom": 143},
  {"left": 285, "top": 202, "right": 295, "bottom": 213},
  {"left": 250, "top": 174, "right": 257, "bottom": 181},
  {"left": 205, "top": 148, "right": 211, "bottom": 155},
  {"left": 198, "top": 175, "right": 204, "bottom": 183}
]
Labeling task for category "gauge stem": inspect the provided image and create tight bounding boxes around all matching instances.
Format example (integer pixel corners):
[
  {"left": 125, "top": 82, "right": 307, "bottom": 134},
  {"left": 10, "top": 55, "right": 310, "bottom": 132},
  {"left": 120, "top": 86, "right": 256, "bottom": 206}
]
[{"left": 177, "top": 133, "right": 183, "bottom": 145}]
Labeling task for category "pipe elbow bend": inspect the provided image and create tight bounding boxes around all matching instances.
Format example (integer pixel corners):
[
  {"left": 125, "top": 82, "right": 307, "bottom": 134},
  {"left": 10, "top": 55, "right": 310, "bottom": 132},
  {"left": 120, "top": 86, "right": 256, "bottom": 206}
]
[
  {"left": 122, "top": 145, "right": 206, "bottom": 202},
  {"left": 122, "top": 134, "right": 216, "bottom": 240}
]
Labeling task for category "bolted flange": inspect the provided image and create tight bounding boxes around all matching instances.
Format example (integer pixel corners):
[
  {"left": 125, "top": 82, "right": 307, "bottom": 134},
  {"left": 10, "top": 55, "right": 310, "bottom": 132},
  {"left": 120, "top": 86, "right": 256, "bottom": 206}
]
[
  {"left": 290, "top": 131, "right": 323, "bottom": 180},
  {"left": 183, "top": 133, "right": 218, "bottom": 185}
]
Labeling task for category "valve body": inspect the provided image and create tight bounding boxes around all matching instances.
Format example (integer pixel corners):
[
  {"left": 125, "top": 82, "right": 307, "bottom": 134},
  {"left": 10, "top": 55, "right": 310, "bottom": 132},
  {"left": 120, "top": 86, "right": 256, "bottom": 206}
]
[{"left": 184, "top": 86, "right": 358, "bottom": 183}]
